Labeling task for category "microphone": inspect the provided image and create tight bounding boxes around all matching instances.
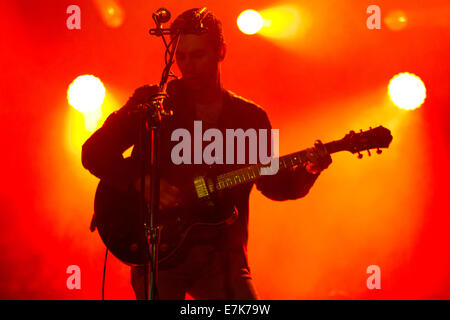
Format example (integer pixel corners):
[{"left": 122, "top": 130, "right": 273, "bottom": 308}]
[
  {"left": 153, "top": 8, "right": 171, "bottom": 24},
  {"left": 150, "top": 7, "right": 208, "bottom": 36}
]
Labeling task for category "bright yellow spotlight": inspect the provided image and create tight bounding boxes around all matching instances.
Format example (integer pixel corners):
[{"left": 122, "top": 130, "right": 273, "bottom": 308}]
[
  {"left": 93, "top": 0, "right": 125, "bottom": 28},
  {"left": 237, "top": 10, "right": 263, "bottom": 35},
  {"left": 67, "top": 94, "right": 118, "bottom": 155},
  {"left": 388, "top": 72, "right": 426, "bottom": 110},
  {"left": 384, "top": 10, "right": 408, "bottom": 31},
  {"left": 67, "top": 75, "right": 105, "bottom": 113},
  {"left": 259, "top": 6, "right": 301, "bottom": 38}
]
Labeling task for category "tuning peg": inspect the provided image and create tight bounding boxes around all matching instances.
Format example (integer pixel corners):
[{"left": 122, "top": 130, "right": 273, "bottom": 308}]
[
  {"left": 367, "top": 149, "right": 371, "bottom": 156},
  {"left": 357, "top": 152, "right": 363, "bottom": 159},
  {"left": 376, "top": 148, "right": 382, "bottom": 154}
]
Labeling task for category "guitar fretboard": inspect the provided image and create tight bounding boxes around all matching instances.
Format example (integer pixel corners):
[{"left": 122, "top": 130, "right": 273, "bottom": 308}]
[{"left": 215, "top": 140, "right": 341, "bottom": 191}]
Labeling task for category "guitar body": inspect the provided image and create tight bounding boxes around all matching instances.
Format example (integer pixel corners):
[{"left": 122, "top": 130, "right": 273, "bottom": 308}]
[{"left": 94, "top": 180, "right": 238, "bottom": 267}]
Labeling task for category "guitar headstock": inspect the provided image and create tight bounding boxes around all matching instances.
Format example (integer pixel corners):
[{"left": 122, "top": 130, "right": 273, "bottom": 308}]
[{"left": 338, "top": 126, "right": 393, "bottom": 158}]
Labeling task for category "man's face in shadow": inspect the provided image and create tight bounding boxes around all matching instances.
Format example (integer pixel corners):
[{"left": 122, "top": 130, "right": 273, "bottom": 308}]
[{"left": 175, "top": 33, "right": 221, "bottom": 92}]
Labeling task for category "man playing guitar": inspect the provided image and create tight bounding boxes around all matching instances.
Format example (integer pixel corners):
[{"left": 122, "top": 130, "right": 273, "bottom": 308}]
[{"left": 82, "top": 8, "right": 332, "bottom": 300}]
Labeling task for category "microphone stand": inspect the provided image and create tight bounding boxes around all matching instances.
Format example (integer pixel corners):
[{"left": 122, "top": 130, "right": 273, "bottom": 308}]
[{"left": 134, "top": 14, "right": 180, "bottom": 300}]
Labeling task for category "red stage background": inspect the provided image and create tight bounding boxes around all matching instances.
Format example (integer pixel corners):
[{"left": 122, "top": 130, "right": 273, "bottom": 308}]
[{"left": 0, "top": 0, "right": 448, "bottom": 299}]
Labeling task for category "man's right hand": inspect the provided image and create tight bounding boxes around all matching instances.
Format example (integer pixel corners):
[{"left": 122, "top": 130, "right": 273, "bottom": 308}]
[{"left": 134, "top": 175, "right": 182, "bottom": 211}]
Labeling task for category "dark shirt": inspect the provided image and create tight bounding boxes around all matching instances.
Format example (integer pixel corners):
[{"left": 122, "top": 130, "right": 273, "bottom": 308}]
[{"left": 82, "top": 79, "right": 319, "bottom": 258}]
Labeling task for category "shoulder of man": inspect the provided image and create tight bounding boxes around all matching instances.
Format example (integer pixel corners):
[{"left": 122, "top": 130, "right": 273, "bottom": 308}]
[{"left": 225, "top": 89, "right": 271, "bottom": 128}]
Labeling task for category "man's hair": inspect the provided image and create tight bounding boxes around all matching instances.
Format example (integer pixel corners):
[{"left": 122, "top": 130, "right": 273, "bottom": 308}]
[{"left": 170, "top": 8, "right": 226, "bottom": 60}]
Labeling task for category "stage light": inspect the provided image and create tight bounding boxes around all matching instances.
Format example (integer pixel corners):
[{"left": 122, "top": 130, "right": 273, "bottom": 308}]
[
  {"left": 237, "top": 10, "right": 263, "bottom": 35},
  {"left": 67, "top": 75, "right": 105, "bottom": 113},
  {"left": 388, "top": 73, "right": 426, "bottom": 110},
  {"left": 259, "top": 6, "right": 301, "bottom": 38},
  {"left": 385, "top": 10, "right": 408, "bottom": 31},
  {"left": 93, "top": 0, "right": 125, "bottom": 28}
]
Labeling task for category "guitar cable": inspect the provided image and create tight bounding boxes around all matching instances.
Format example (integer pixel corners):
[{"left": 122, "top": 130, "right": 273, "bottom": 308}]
[{"left": 102, "top": 247, "right": 108, "bottom": 300}]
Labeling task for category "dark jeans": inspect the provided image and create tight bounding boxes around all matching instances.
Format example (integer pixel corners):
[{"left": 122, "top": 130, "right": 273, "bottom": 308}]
[{"left": 130, "top": 244, "right": 259, "bottom": 300}]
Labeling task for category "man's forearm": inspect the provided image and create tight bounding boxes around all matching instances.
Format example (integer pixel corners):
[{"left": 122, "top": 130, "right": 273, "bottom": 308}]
[{"left": 256, "top": 165, "right": 319, "bottom": 201}]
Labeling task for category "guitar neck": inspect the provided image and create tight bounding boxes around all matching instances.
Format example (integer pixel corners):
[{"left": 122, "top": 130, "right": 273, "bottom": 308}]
[{"left": 215, "top": 140, "right": 343, "bottom": 191}]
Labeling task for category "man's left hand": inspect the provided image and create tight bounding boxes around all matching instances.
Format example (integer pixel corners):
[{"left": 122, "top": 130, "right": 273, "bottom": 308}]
[{"left": 303, "top": 140, "right": 332, "bottom": 175}]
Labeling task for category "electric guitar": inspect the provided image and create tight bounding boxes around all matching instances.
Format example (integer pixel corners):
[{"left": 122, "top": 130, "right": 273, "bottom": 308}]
[{"left": 93, "top": 126, "right": 393, "bottom": 266}]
